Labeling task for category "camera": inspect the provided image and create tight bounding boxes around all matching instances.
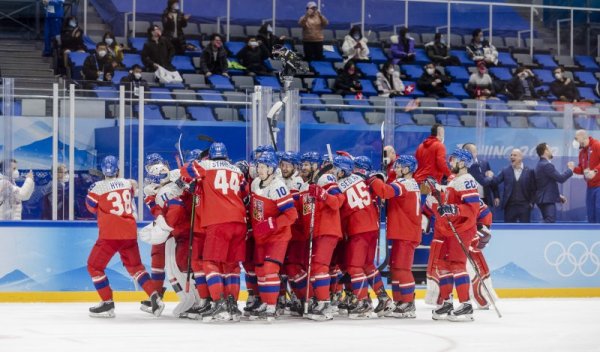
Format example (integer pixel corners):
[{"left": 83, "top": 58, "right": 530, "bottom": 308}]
[{"left": 271, "top": 44, "right": 309, "bottom": 77}]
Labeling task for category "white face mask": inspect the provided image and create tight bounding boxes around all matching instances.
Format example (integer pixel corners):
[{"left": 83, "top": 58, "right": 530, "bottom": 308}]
[
  {"left": 387, "top": 68, "right": 394, "bottom": 74},
  {"left": 267, "top": 25, "right": 273, "bottom": 33},
  {"left": 555, "top": 73, "right": 562, "bottom": 80},
  {"left": 353, "top": 34, "right": 360, "bottom": 40},
  {"left": 172, "top": 4, "right": 180, "bottom": 11},
  {"left": 63, "top": 174, "right": 70, "bottom": 183},
  {"left": 69, "top": 20, "right": 77, "bottom": 27},
  {"left": 426, "top": 68, "right": 435, "bottom": 75},
  {"left": 12, "top": 169, "right": 20, "bottom": 180},
  {"left": 572, "top": 140, "right": 582, "bottom": 150},
  {"left": 249, "top": 41, "right": 259, "bottom": 48},
  {"left": 105, "top": 38, "right": 114, "bottom": 46},
  {"left": 98, "top": 50, "right": 107, "bottom": 58},
  {"left": 134, "top": 72, "right": 142, "bottom": 80}
]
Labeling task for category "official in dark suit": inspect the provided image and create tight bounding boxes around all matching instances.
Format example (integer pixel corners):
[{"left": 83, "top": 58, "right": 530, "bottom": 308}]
[
  {"left": 487, "top": 148, "right": 536, "bottom": 223},
  {"left": 534, "top": 143, "right": 574, "bottom": 223},
  {"left": 463, "top": 143, "right": 499, "bottom": 207}
]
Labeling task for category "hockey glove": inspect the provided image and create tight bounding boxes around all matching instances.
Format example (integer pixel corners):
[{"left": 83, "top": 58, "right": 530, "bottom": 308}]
[
  {"left": 254, "top": 217, "right": 277, "bottom": 241},
  {"left": 438, "top": 204, "right": 459, "bottom": 217},
  {"left": 308, "top": 184, "right": 328, "bottom": 201},
  {"left": 367, "top": 171, "right": 386, "bottom": 185},
  {"left": 476, "top": 224, "right": 492, "bottom": 249}
]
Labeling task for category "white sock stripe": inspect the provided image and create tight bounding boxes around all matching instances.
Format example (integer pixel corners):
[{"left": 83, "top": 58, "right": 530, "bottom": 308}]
[
  {"left": 151, "top": 268, "right": 165, "bottom": 273},
  {"left": 92, "top": 275, "right": 107, "bottom": 282},
  {"left": 398, "top": 282, "right": 415, "bottom": 287},
  {"left": 193, "top": 272, "right": 206, "bottom": 277},
  {"left": 350, "top": 276, "right": 367, "bottom": 282},
  {"left": 206, "top": 272, "right": 222, "bottom": 279},
  {"left": 454, "top": 272, "right": 468, "bottom": 277},
  {"left": 293, "top": 273, "right": 308, "bottom": 282}
]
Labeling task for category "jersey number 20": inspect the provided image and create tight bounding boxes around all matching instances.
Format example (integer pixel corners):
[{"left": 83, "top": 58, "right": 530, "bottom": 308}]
[{"left": 108, "top": 190, "right": 133, "bottom": 216}]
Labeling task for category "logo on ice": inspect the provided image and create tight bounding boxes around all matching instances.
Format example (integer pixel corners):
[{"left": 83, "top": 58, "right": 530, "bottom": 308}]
[{"left": 544, "top": 241, "right": 600, "bottom": 277}]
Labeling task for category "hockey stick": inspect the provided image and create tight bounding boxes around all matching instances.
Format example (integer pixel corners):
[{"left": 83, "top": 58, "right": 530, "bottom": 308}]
[
  {"left": 175, "top": 133, "right": 184, "bottom": 168},
  {"left": 197, "top": 134, "right": 215, "bottom": 143},
  {"left": 184, "top": 182, "right": 197, "bottom": 293},
  {"left": 303, "top": 163, "right": 334, "bottom": 315},
  {"left": 376, "top": 122, "right": 389, "bottom": 272},
  {"left": 424, "top": 177, "right": 502, "bottom": 318}
]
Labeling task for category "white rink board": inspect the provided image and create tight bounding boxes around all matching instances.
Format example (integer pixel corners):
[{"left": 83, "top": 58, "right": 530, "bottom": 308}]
[{"left": 1, "top": 299, "right": 598, "bottom": 352}]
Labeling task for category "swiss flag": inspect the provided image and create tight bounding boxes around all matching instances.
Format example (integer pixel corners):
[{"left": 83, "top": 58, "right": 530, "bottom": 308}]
[{"left": 404, "top": 83, "right": 415, "bottom": 95}]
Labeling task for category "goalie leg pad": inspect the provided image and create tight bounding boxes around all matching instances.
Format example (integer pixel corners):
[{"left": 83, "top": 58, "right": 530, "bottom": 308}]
[{"left": 164, "top": 237, "right": 196, "bottom": 317}]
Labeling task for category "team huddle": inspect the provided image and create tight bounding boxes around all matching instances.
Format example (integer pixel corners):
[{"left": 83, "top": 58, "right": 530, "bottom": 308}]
[{"left": 84, "top": 139, "right": 497, "bottom": 323}]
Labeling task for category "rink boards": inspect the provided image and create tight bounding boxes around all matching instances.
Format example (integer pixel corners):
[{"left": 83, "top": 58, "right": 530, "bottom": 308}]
[{"left": 0, "top": 221, "right": 599, "bottom": 301}]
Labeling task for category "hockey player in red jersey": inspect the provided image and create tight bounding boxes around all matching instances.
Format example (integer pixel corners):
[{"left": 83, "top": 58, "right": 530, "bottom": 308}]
[
  {"left": 369, "top": 155, "right": 422, "bottom": 318},
  {"left": 247, "top": 152, "right": 298, "bottom": 321},
  {"left": 335, "top": 156, "right": 381, "bottom": 319},
  {"left": 426, "top": 148, "right": 480, "bottom": 322},
  {"left": 180, "top": 142, "right": 248, "bottom": 322},
  {"left": 86, "top": 155, "right": 164, "bottom": 318}
]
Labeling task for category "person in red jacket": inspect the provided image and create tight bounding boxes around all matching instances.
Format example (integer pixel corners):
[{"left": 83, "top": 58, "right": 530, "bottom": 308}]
[
  {"left": 383, "top": 145, "right": 399, "bottom": 182},
  {"left": 573, "top": 129, "right": 600, "bottom": 223},
  {"left": 414, "top": 123, "right": 451, "bottom": 183}
]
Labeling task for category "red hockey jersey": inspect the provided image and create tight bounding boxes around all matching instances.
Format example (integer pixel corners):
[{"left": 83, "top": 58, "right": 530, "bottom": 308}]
[
  {"left": 370, "top": 177, "right": 421, "bottom": 242},
  {"left": 86, "top": 178, "right": 138, "bottom": 240},
  {"left": 300, "top": 173, "right": 343, "bottom": 239},
  {"left": 338, "top": 174, "right": 379, "bottom": 236},
  {"left": 435, "top": 173, "right": 480, "bottom": 237},
  {"left": 250, "top": 177, "right": 298, "bottom": 244}
]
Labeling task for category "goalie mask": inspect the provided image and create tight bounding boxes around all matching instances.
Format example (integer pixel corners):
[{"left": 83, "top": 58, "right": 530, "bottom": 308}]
[{"left": 146, "top": 161, "right": 170, "bottom": 185}]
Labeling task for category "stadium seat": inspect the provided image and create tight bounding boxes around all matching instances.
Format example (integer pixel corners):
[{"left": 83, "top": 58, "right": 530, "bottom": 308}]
[
  {"left": 413, "top": 48, "right": 430, "bottom": 63},
  {"left": 575, "top": 116, "right": 599, "bottom": 130},
  {"left": 554, "top": 55, "right": 578, "bottom": 70},
  {"left": 532, "top": 69, "right": 554, "bottom": 84},
  {"left": 414, "top": 114, "right": 436, "bottom": 126},
  {"left": 368, "top": 47, "right": 388, "bottom": 64},
  {"left": 144, "top": 105, "right": 164, "bottom": 120},
  {"left": 402, "top": 65, "right": 423, "bottom": 80},
  {"left": 575, "top": 55, "right": 600, "bottom": 70},
  {"left": 395, "top": 113, "right": 414, "bottom": 126},
  {"left": 129, "top": 38, "right": 146, "bottom": 52},
  {"left": 225, "top": 41, "right": 245, "bottom": 56},
  {"left": 183, "top": 74, "right": 210, "bottom": 89},
  {"left": 449, "top": 50, "right": 472, "bottom": 65},
  {"left": 436, "top": 113, "right": 462, "bottom": 127},
  {"left": 197, "top": 89, "right": 224, "bottom": 101},
  {"left": 300, "top": 110, "right": 319, "bottom": 124},
  {"left": 365, "top": 112, "right": 384, "bottom": 124},
  {"left": 486, "top": 115, "right": 509, "bottom": 128},
  {"left": 506, "top": 115, "right": 529, "bottom": 128},
  {"left": 111, "top": 70, "right": 129, "bottom": 84},
  {"left": 340, "top": 111, "right": 367, "bottom": 124},
  {"left": 579, "top": 87, "right": 598, "bottom": 101},
  {"left": 534, "top": 54, "right": 558, "bottom": 69},
  {"left": 223, "top": 91, "right": 248, "bottom": 102},
  {"left": 231, "top": 75, "right": 255, "bottom": 91},
  {"left": 83, "top": 35, "right": 96, "bottom": 51},
  {"left": 575, "top": 71, "right": 598, "bottom": 86},
  {"left": 214, "top": 107, "right": 240, "bottom": 121},
  {"left": 300, "top": 93, "right": 322, "bottom": 106},
  {"left": 187, "top": 106, "right": 216, "bottom": 121},
  {"left": 315, "top": 111, "right": 340, "bottom": 123},
  {"left": 438, "top": 98, "right": 463, "bottom": 110},
  {"left": 323, "top": 46, "right": 343, "bottom": 61},
  {"left": 171, "top": 56, "right": 195, "bottom": 73},
  {"left": 489, "top": 67, "right": 513, "bottom": 81},
  {"left": 310, "top": 61, "right": 337, "bottom": 77},
  {"left": 68, "top": 52, "right": 88, "bottom": 68},
  {"left": 344, "top": 94, "right": 371, "bottom": 106},
  {"left": 207, "top": 75, "right": 234, "bottom": 90},
  {"left": 446, "top": 83, "right": 469, "bottom": 99},
  {"left": 311, "top": 78, "right": 332, "bottom": 94},
  {"left": 172, "top": 89, "right": 197, "bottom": 101},
  {"left": 498, "top": 52, "right": 518, "bottom": 67},
  {"left": 94, "top": 86, "right": 118, "bottom": 99},
  {"left": 149, "top": 88, "right": 172, "bottom": 101},
  {"left": 359, "top": 79, "right": 378, "bottom": 96},
  {"left": 255, "top": 76, "right": 281, "bottom": 90},
  {"left": 528, "top": 115, "right": 556, "bottom": 129},
  {"left": 356, "top": 62, "right": 379, "bottom": 79},
  {"left": 321, "top": 94, "right": 344, "bottom": 105},
  {"left": 445, "top": 66, "right": 470, "bottom": 82},
  {"left": 122, "top": 54, "right": 144, "bottom": 69},
  {"left": 162, "top": 105, "right": 188, "bottom": 120}
]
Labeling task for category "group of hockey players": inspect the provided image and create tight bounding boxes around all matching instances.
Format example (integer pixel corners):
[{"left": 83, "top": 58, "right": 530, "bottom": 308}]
[{"left": 85, "top": 140, "right": 497, "bottom": 323}]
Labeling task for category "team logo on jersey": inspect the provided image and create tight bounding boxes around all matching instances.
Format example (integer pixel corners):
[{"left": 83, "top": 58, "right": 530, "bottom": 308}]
[
  {"left": 302, "top": 194, "right": 313, "bottom": 215},
  {"left": 253, "top": 199, "right": 264, "bottom": 221}
]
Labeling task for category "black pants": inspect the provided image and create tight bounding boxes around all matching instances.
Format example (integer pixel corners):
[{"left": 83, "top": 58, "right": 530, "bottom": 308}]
[
  {"left": 504, "top": 203, "right": 531, "bottom": 223},
  {"left": 538, "top": 203, "right": 557, "bottom": 223},
  {"left": 303, "top": 41, "right": 324, "bottom": 61}
]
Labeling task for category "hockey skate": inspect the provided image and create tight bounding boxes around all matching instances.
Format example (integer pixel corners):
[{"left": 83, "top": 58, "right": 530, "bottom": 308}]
[
  {"left": 288, "top": 297, "right": 304, "bottom": 317},
  {"left": 140, "top": 287, "right": 165, "bottom": 314},
  {"left": 179, "top": 298, "right": 212, "bottom": 320},
  {"left": 448, "top": 302, "right": 474, "bottom": 322},
  {"left": 348, "top": 299, "right": 377, "bottom": 320},
  {"left": 306, "top": 300, "right": 334, "bottom": 321},
  {"left": 391, "top": 301, "right": 416, "bottom": 319},
  {"left": 202, "top": 298, "right": 231, "bottom": 322},
  {"left": 227, "top": 295, "right": 242, "bottom": 322},
  {"left": 374, "top": 294, "right": 395, "bottom": 317},
  {"left": 249, "top": 303, "right": 277, "bottom": 322},
  {"left": 243, "top": 295, "right": 263, "bottom": 317},
  {"left": 432, "top": 300, "right": 454, "bottom": 321},
  {"left": 150, "top": 291, "right": 165, "bottom": 317},
  {"left": 328, "top": 291, "right": 342, "bottom": 316},
  {"left": 89, "top": 300, "right": 115, "bottom": 318},
  {"left": 337, "top": 290, "right": 356, "bottom": 316},
  {"left": 276, "top": 294, "right": 289, "bottom": 316}
]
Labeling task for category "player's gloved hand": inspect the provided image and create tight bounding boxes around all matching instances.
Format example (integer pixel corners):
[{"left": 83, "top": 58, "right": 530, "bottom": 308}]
[
  {"left": 438, "top": 204, "right": 459, "bottom": 217},
  {"left": 367, "top": 171, "right": 386, "bottom": 185},
  {"left": 308, "top": 184, "right": 327, "bottom": 201},
  {"left": 143, "top": 183, "right": 161, "bottom": 197},
  {"left": 253, "top": 217, "right": 277, "bottom": 240},
  {"left": 476, "top": 224, "right": 492, "bottom": 249}
]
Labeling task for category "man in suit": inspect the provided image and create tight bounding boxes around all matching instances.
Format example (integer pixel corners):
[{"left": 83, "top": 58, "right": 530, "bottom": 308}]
[
  {"left": 463, "top": 143, "right": 499, "bottom": 207},
  {"left": 485, "top": 149, "right": 536, "bottom": 223},
  {"left": 534, "top": 143, "right": 574, "bottom": 223}
]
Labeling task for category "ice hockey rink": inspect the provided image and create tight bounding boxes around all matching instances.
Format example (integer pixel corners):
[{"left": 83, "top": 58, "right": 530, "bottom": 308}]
[{"left": 1, "top": 298, "right": 598, "bottom": 352}]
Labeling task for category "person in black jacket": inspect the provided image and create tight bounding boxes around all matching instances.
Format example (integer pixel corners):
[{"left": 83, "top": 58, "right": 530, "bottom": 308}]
[
  {"left": 161, "top": 0, "right": 191, "bottom": 55},
  {"left": 82, "top": 42, "right": 115, "bottom": 83},
  {"left": 505, "top": 66, "right": 542, "bottom": 100},
  {"left": 534, "top": 142, "right": 574, "bottom": 223},
  {"left": 334, "top": 61, "right": 362, "bottom": 95},
  {"left": 200, "top": 33, "right": 229, "bottom": 77},
  {"left": 141, "top": 25, "right": 176, "bottom": 72},
  {"left": 60, "top": 16, "right": 86, "bottom": 76},
  {"left": 257, "top": 22, "right": 285, "bottom": 55},
  {"left": 120, "top": 64, "right": 149, "bottom": 99},
  {"left": 417, "top": 63, "right": 451, "bottom": 98},
  {"left": 236, "top": 36, "right": 270, "bottom": 76},
  {"left": 425, "top": 33, "right": 460, "bottom": 66},
  {"left": 550, "top": 67, "right": 581, "bottom": 102}
]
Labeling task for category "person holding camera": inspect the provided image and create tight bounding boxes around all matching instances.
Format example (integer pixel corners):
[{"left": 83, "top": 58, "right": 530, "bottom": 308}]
[
  {"left": 299, "top": 1, "right": 328, "bottom": 61},
  {"left": 505, "top": 66, "right": 542, "bottom": 100}
]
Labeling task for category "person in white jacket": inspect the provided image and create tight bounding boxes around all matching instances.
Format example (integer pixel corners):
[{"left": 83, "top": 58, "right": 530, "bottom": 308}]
[
  {"left": 375, "top": 61, "right": 405, "bottom": 97},
  {"left": 0, "top": 159, "right": 34, "bottom": 220},
  {"left": 341, "top": 25, "right": 369, "bottom": 62}
]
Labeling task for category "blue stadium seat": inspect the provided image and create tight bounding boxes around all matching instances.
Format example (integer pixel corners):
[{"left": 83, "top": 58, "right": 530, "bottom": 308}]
[
  {"left": 197, "top": 89, "right": 224, "bottom": 101},
  {"left": 532, "top": 69, "right": 554, "bottom": 84},
  {"left": 300, "top": 93, "right": 322, "bottom": 106},
  {"left": 83, "top": 35, "right": 96, "bottom": 51},
  {"left": 498, "top": 52, "right": 517, "bottom": 67},
  {"left": 225, "top": 41, "right": 245, "bottom": 56},
  {"left": 185, "top": 40, "right": 202, "bottom": 56},
  {"left": 533, "top": 103, "right": 554, "bottom": 112},
  {"left": 68, "top": 52, "right": 88, "bottom": 68},
  {"left": 122, "top": 53, "right": 144, "bottom": 69},
  {"left": 255, "top": 76, "right": 281, "bottom": 90},
  {"left": 575, "top": 116, "right": 598, "bottom": 130},
  {"left": 300, "top": 110, "right": 318, "bottom": 123},
  {"left": 356, "top": 62, "right": 379, "bottom": 78},
  {"left": 150, "top": 88, "right": 172, "bottom": 101},
  {"left": 445, "top": 66, "right": 470, "bottom": 82},
  {"left": 394, "top": 96, "right": 413, "bottom": 109},
  {"left": 359, "top": 79, "right": 378, "bottom": 96},
  {"left": 368, "top": 47, "right": 388, "bottom": 64},
  {"left": 579, "top": 87, "right": 598, "bottom": 101},
  {"left": 414, "top": 48, "right": 429, "bottom": 63},
  {"left": 129, "top": 38, "right": 146, "bottom": 52},
  {"left": 528, "top": 115, "right": 556, "bottom": 129},
  {"left": 344, "top": 94, "right": 371, "bottom": 106},
  {"left": 310, "top": 61, "right": 337, "bottom": 77},
  {"left": 395, "top": 113, "right": 415, "bottom": 126},
  {"left": 402, "top": 65, "right": 423, "bottom": 80},
  {"left": 436, "top": 114, "right": 462, "bottom": 127},
  {"left": 489, "top": 67, "right": 512, "bottom": 81},
  {"left": 534, "top": 54, "right": 558, "bottom": 69},
  {"left": 575, "top": 71, "right": 598, "bottom": 86},
  {"left": 323, "top": 46, "right": 343, "bottom": 61},
  {"left": 0, "top": 100, "right": 22, "bottom": 116},
  {"left": 144, "top": 105, "right": 164, "bottom": 119},
  {"left": 94, "top": 86, "right": 118, "bottom": 99},
  {"left": 487, "top": 100, "right": 509, "bottom": 112},
  {"left": 207, "top": 75, "right": 234, "bottom": 90},
  {"left": 311, "top": 78, "right": 332, "bottom": 94},
  {"left": 449, "top": 50, "right": 472, "bottom": 65},
  {"left": 111, "top": 70, "right": 129, "bottom": 84},
  {"left": 340, "top": 111, "right": 367, "bottom": 124},
  {"left": 163, "top": 82, "right": 186, "bottom": 89},
  {"left": 171, "top": 55, "right": 195, "bottom": 73},
  {"left": 438, "top": 98, "right": 462, "bottom": 110},
  {"left": 225, "top": 58, "right": 245, "bottom": 76},
  {"left": 575, "top": 55, "right": 599, "bottom": 71},
  {"left": 446, "top": 83, "right": 469, "bottom": 99},
  {"left": 187, "top": 106, "right": 216, "bottom": 121},
  {"left": 240, "top": 108, "right": 250, "bottom": 121},
  {"left": 486, "top": 115, "right": 509, "bottom": 128}
]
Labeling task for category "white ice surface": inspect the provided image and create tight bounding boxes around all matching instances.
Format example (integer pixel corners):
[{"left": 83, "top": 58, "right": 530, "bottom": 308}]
[{"left": 0, "top": 299, "right": 598, "bottom": 352}]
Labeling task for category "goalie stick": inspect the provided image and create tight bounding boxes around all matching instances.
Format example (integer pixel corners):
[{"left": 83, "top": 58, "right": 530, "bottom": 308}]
[
  {"left": 424, "top": 176, "right": 502, "bottom": 318},
  {"left": 376, "top": 121, "right": 390, "bottom": 272}
]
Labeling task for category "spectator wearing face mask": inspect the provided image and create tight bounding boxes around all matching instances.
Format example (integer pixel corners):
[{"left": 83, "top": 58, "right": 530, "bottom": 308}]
[
  {"left": 390, "top": 26, "right": 415, "bottom": 64},
  {"left": 200, "top": 33, "right": 229, "bottom": 77},
  {"left": 141, "top": 25, "right": 176, "bottom": 72},
  {"left": 417, "top": 63, "right": 451, "bottom": 98},
  {"left": 161, "top": 0, "right": 191, "bottom": 55},
  {"left": 0, "top": 159, "right": 34, "bottom": 221},
  {"left": 425, "top": 33, "right": 460, "bottom": 66},
  {"left": 299, "top": 1, "right": 328, "bottom": 61},
  {"left": 466, "top": 28, "right": 498, "bottom": 66},
  {"left": 60, "top": 16, "right": 86, "bottom": 77},
  {"left": 341, "top": 25, "right": 369, "bottom": 62},
  {"left": 505, "top": 66, "right": 542, "bottom": 101},
  {"left": 82, "top": 42, "right": 115, "bottom": 83},
  {"left": 257, "top": 22, "right": 285, "bottom": 55},
  {"left": 467, "top": 61, "right": 495, "bottom": 99},
  {"left": 120, "top": 64, "right": 149, "bottom": 100},
  {"left": 41, "top": 164, "right": 70, "bottom": 220},
  {"left": 102, "top": 31, "right": 124, "bottom": 68},
  {"left": 236, "top": 36, "right": 270, "bottom": 76},
  {"left": 550, "top": 67, "right": 581, "bottom": 103},
  {"left": 334, "top": 61, "right": 363, "bottom": 95},
  {"left": 375, "top": 61, "right": 405, "bottom": 97}
]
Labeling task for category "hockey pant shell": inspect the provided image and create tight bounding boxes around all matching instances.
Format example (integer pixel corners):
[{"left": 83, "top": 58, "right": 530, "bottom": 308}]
[
  {"left": 389, "top": 239, "right": 419, "bottom": 303},
  {"left": 345, "top": 231, "right": 379, "bottom": 300},
  {"left": 284, "top": 239, "right": 309, "bottom": 300},
  {"left": 309, "top": 235, "right": 339, "bottom": 301},
  {"left": 191, "top": 231, "right": 209, "bottom": 299},
  {"left": 255, "top": 240, "right": 288, "bottom": 305}
]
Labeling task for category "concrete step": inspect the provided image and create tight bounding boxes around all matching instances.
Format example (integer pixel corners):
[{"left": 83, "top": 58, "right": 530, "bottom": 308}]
[
  {"left": 0, "top": 51, "right": 44, "bottom": 59},
  {"left": 1, "top": 68, "right": 55, "bottom": 78},
  {"left": 85, "top": 23, "right": 109, "bottom": 31}
]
